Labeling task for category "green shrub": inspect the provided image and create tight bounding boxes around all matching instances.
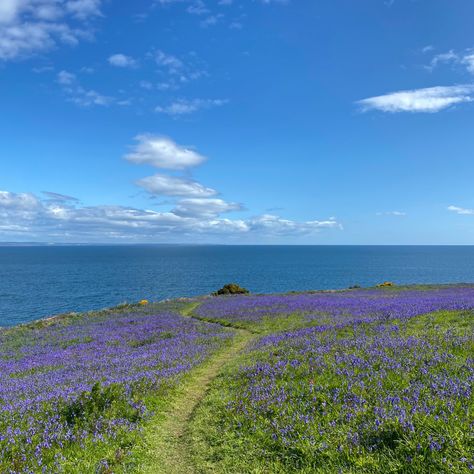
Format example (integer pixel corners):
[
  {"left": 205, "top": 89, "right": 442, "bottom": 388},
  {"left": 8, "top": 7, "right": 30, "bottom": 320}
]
[
  {"left": 61, "top": 382, "right": 141, "bottom": 428},
  {"left": 213, "top": 283, "right": 250, "bottom": 296}
]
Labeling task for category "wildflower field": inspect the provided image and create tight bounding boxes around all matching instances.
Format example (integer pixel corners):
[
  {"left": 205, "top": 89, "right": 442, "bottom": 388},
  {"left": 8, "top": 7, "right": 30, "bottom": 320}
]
[
  {"left": 192, "top": 286, "right": 474, "bottom": 473},
  {"left": 0, "top": 301, "right": 234, "bottom": 473},
  {"left": 1, "top": 285, "right": 473, "bottom": 473}
]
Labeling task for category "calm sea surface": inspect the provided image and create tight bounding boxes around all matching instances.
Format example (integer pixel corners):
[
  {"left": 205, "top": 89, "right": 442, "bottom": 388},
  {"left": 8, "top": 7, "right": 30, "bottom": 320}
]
[{"left": 1, "top": 245, "right": 474, "bottom": 327}]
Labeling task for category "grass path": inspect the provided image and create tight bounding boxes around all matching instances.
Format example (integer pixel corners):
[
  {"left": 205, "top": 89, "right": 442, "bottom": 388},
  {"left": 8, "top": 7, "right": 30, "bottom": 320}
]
[{"left": 138, "top": 304, "right": 255, "bottom": 474}]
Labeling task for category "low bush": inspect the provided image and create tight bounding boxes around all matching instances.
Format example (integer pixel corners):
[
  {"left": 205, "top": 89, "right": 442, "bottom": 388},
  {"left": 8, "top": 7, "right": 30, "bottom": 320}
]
[
  {"left": 61, "top": 382, "right": 142, "bottom": 429},
  {"left": 213, "top": 283, "right": 250, "bottom": 296}
]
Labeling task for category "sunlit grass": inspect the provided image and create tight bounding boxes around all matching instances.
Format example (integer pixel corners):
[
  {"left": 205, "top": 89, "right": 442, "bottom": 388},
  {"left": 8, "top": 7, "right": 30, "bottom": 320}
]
[{"left": 190, "top": 309, "right": 474, "bottom": 473}]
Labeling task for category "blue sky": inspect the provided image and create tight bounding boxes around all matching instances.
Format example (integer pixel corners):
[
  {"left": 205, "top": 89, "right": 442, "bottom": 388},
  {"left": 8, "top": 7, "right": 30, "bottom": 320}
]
[{"left": 1, "top": 0, "right": 474, "bottom": 244}]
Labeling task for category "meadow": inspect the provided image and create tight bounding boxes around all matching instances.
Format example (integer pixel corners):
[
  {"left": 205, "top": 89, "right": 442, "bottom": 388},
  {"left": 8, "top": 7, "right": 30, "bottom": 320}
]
[
  {"left": 0, "top": 301, "right": 235, "bottom": 473},
  {"left": 0, "top": 285, "right": 473, "bottom": 473}
]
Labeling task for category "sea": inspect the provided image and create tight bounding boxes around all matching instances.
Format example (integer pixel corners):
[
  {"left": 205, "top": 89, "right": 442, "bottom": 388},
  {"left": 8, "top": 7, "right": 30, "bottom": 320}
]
[{"left": 1, "top": 245, "right": 474, "bottom": 327}]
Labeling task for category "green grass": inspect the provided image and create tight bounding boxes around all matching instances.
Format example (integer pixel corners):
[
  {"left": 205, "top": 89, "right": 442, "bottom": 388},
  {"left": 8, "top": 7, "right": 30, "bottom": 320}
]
[
  {"left": 188, "top": 310, "right": 474, "bottom": 473},
  {"left": 0, "top": 299, "right": 235, "bottom": 473},
  {"left": 2, "top": 290, "right": 474, "bottom": 473},
  {"left": 192, "top": 313, "right": 312, "bottom": 334},
  {"left": 128, "top": 330, "right": 255, "bottom": 474}
]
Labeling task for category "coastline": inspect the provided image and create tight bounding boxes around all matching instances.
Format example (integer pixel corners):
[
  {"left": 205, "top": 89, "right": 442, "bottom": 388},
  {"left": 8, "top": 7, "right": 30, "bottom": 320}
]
[{"left": 3, "top": 281, "right": 474, "bottom": 331}]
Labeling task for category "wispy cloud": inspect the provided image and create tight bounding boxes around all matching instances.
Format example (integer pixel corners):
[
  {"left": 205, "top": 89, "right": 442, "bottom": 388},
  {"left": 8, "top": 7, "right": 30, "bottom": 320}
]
[
  {"left": 186, "top": 0, "right": 210, "bottom": 15},
  {"left": 154, "top": 50, "right": 184, "bottom": 73},
  {"left": 153, "top": 0, "right": 287, "bottom": 31},
  {"left": 448, "top": 205, "right": 474, "bottom": 215},
  {"left": 66, "top": 0, "right": 102, "bottom": 19},
  {"left": 151, "top": 49, "right": 205, "bottom": 89},
  {"left": 200, "top": 13, "right": 223, "bottom": 27},
  {"left": 0, "top": 190, "right": 340, "bottom": 242},
  {"left": 376, "top": 211, "right": 407, "bottom": 216},
  {"left": 229, "top": 21, "right": 243, "bottom": 30},
  {"left": 172, "top": 198, "right": 242, "bottom": 218},
  {"left": 357, "top": 85, "right": 474, "bottom": 113},
  {"left": 57, "top": 70, "right": 76, "bottom": 85},
  {"left": 247, "top": 215, "right": 341, "bottom": 235},
  {"left": 42, "top": 191, "right": 80, "bottom": 203},
  {"left": 136, "top": 174, "right": 217, "bottom": 197},
  {"left": 108, "top": 53, "right": 138, "bottom": 68},
  {"left": 139, "top": 80, "right": 154, "bottom": 90},
  {"left": 125, "top": 135, "right": 206, "bottom": 170},
  {"left": 156, "top": 98, "right": 228, "bottom": 116},
  {"left": 428, "top": 50, "right": 459, "bottom": 70},
  {"left": 57, "top": 70, "right": 113, "bottom": 107},
  {"left": 428, "top": 49, "right": 474, "bottom": 75}
]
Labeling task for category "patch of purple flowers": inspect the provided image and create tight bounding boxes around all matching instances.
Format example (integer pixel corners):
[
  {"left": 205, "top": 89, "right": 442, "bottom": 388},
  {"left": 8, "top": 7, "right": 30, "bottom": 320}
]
[
  {"left": 216, "top": 294, "right": 474, "bottom": 471},
  {"left": 197, "top": 286, "right": 474, "bottom": 327},
  {"left": 0, "top": 308, "right": 233, "bottom": 472}
]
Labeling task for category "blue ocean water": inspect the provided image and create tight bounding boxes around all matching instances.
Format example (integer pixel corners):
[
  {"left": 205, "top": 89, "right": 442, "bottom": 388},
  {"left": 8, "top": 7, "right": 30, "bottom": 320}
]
[{"left": 1, "top": 245, "right": 474, "bottom": 327}]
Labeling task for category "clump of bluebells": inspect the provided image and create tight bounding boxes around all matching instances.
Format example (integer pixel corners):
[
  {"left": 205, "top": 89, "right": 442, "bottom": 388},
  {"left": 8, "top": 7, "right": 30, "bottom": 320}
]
[
  {"left": 201, "top": 293, "right": 474, "bottom": 472},
  {"left": 196, "top": 285, "right": 474, "bottom": 331},
  {"left": 0, "top": 306, "right": 233, "bottom": 473}
]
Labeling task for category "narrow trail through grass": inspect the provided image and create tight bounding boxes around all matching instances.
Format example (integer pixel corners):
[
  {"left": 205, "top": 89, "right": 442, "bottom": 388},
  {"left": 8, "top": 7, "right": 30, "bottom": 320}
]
[{"left": 138, "top": 303, "right": 255, "bottom": 474}]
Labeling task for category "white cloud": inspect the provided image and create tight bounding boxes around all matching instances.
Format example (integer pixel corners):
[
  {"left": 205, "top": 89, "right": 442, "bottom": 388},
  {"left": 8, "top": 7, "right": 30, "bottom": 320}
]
[
  {"left": 0, "top": 0, "right": 22, "bottom": 24},
  {"left": 200, "top": 14, "right": 223, "bottom": 27},
  {"left": 57, "top": 70, "right": 76, "bottom": 85},
  {"left": 154, "top": 50, "right": 184, "bottom": 73},
  {"left": 376, "top": 211, "right": 406, "bottom": 216},
  {"left": 156, "top": 82, "right": 174, "bottom": 91},
  {"left": 173, "top": 198, "right": 241, "bottom": 218},
  {"left": 247, "top": 214, "right": 341, "bottom": 235},
  {"left": 136, "top": 174, "right": 217, "bottom": 197},
  {"left": 42, "top": 191, "right": 80, "bottom": 202},
  {"left": 65, "top": 0, "right": 102, "bottom": 19},
  {"left": 428, "top": 48, "right": 474, "bottom": 75},
  {"left": 156, "top": 98, "right": 228, "bottom": 116},
  {"left": 69, "top": 88, "right": 112, "bottom": 107},
  {"left": 139, "top": 80, "right": 153, "bottom": 90},
  {"left": 125, "top": 135, "right": 206, "bottom": 170},
  {"left": 150, "top": 49, "right": 205, "bottom": 88},
  {"left": 155, "top": 0, "right": 187, "bottom": 4},
  {"left": 36, "top": 3, "right": 65, "bottom": 21},
  {"left": 108, "top": 53, "right": 138, "bottom": 68},
  {"left": 0, "top": 189, "right": 341, "bottom": 242},
  {"left": 357, "top": 85, "right": 474, "bottom": 113},
  {"left": 187, "top": 0, "right": 210, "bottom": 15},
  {"left": 429, "top": 50, "right": 458, "bottom": 70},
  {"left": 0, "top": 0, "right": 102, "bottom": 60},
  {"left": 462, "top": 54, "right": 474, "bottom": 75},
  {"left": 57, "top": 70, "right": 113, "bottom": 107},
  {"left": 448, "top": 205, "right": 474, "bottom": 216},
  {"left": 0, "top": 190, "right": 40, "bottom": 211}
]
